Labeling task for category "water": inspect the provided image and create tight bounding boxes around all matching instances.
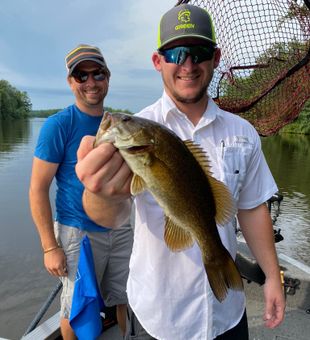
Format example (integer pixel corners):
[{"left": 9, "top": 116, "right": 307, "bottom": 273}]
[
  {"left": 0, "top": 118, "right": 59, "bottom": 340},
  {"left": 262, "top": 134, "right": 310, "bottom": 267},
  {"left": 0, "top": 118, "right": 309, "bottom": 339}
]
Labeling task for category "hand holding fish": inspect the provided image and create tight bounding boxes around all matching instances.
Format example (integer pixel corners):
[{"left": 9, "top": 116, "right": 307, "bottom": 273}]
[
  {"left": 76, "top": 135, "right": 132, "bottom": 199},
  {"left": 76, "top": 135, "right": 133, "bottom": 228}
]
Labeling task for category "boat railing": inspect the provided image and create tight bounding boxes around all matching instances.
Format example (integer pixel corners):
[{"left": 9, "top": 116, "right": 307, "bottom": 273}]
[{"left": 22, "top": 280, "right": 63, "bottom": 338}]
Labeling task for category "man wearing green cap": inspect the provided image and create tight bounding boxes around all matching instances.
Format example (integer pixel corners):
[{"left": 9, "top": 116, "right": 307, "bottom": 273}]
[
  {"left": 29, "top": 44, "right": 133, "bottom": 339},
  {"left": 75, "top": 4, "right": 285, "bottom": 339}
]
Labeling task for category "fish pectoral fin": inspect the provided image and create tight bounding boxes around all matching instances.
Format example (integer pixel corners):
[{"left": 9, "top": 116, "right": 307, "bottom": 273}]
[
  {"left": 130, "top": 174, "right": 147, "bottom": 195},
  {"left": 164, "top": 217, "right": 195, "bottom": 252}
]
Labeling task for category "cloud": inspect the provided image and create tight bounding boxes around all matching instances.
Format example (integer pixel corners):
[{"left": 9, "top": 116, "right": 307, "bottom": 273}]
[{"left": 0, "top": 0, "right": 176, "bottom": 111}]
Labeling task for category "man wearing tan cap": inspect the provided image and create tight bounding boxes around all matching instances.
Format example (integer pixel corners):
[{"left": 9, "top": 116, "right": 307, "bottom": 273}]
[
  {"left": 29, "top": 44, "right": 133, "bottom": 339},
  {"left": 75, "top": 4, "right": 285, "bottom": 340}
]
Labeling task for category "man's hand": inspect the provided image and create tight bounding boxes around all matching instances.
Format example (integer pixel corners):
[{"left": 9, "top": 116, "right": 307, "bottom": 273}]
[
  {"left": 76, "top": 136, "right": 132, "bottom": 200},
  {"left": 44, "top": 248, "right": 68, "bottom": 277},
  {"left": 263, "top": 276, "right": 285, "bottom": 328},
  {"left": 76, "top": 136, "right": 133, "bottom": 227}
]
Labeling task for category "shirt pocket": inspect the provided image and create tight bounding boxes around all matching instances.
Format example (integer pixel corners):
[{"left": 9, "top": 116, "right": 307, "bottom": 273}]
[{"left": 219, "top": 145, "right": 253, "bottom": 200}]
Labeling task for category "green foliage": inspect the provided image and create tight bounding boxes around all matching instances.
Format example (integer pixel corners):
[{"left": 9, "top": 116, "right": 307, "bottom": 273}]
[
  {"left": 29, "top": 109, "right": 61, "bottom": 118},
  {"left": 280, "top": 100, "right": 310, "bottom": 135},
  {"left": 105, "top": 106, "right": 133, "bottom": 115},
  {"left": 30, "top": 106, "right": 134, "bottom": 118},
  {"left": 220, "top": 39, "right": 308, "bottom": 101},
  {"left": 0, "top": 80, "right": 32, "bottom": 119}
]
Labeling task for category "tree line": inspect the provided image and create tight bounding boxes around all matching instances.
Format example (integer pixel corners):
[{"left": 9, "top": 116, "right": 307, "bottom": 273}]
[
  {"left": 30, "top": 106, "right": 133, "bottom": 118},
  {"left": 1, "top": 73, "right": 308, "bottom": 134},
  {"left": 0, "top": 80, "right": 32, "bottom": 119}
]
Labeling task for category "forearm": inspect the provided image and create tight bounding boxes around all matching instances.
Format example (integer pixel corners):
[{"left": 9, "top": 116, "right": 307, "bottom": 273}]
[
  {"left": 238, "top": 203, "right": 281, "bottom": 280},
  {"left": 29, "top": 187, "right": 57, "bottom": 250},
  {"left": 82, "top": 189, "right": 132, "bottom": 228},
  {"left": 238, "top": 203, "right": 285, "bottom": 328}
]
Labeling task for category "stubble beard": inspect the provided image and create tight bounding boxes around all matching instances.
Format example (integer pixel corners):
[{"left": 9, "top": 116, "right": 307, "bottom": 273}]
[
  {"left": 84, "top": 89, "right": 107, "bottom": 107},
  {"left": 171, "top": 86, "right": 208, "bottom": 104},
  {"left": 163, "top": 71, "right": 212, "bottom": 105}
]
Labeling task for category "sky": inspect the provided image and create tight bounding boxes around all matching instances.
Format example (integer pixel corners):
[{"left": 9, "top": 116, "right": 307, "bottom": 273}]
[{"left": 0, "top": 0, "right": 176, "bottom": 113}]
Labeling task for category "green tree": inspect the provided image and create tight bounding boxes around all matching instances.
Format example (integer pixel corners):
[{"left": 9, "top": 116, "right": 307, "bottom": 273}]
[{"left": 0, "top": 80, "right": 32, "bottom": 119}]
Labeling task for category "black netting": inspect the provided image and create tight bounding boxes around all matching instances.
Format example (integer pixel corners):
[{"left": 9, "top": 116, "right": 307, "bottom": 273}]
[{"left": 175, "top": 0, "right": 310, "bottom": 135}]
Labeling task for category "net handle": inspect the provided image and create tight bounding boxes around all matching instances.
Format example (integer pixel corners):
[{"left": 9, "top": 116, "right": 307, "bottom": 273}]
[
  {"left": 175, "top": 0, "right": 190, "bottom": 5},
  {"left": 176, "top": 0, "right": 310, "bottom": 9}
]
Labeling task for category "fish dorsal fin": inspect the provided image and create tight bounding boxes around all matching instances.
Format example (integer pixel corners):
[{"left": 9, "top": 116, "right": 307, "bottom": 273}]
[
  {"left": 164, "top": 216, "right": 195, "bottom": 252},
  {"left": 184, "top": 140, "right": 235, "bottom": 225},
  {"left": 184, "top": 140, "right": 213, "bottom": 173},
  {"left": 130, "top": 174, "right": 147, "bottom": 195}
]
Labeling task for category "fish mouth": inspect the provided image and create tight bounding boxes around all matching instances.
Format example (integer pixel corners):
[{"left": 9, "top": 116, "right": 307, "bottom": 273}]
[
  {"left": 97, "top": 112, "right": 154, "bottom": 153},
  {"left": 101, "top": 111, "right": 113, "bottom": 132},
  {"left": 120, "top": 144, "right": 153, "bottom": 154}
]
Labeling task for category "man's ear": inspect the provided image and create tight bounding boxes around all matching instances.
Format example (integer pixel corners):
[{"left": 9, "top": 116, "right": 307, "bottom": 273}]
[
  {"left": 67, "top": 76, "right": 75, "bottom": 90},
  {"left": 152, "top": 52, "right": 162, "bottom": 72},
  {"left": 214, "top": 48, "right": 221, "bottom": 69}
]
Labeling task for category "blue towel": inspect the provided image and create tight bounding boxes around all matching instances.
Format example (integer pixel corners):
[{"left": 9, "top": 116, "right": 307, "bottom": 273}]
[{"left": 70, "top": 235, "right": 104, "bottom": 339}]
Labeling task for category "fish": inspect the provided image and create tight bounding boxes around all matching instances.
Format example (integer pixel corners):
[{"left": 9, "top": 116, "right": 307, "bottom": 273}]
[{"left": 95, "top": 112, "right": 243, "bottom": 302}]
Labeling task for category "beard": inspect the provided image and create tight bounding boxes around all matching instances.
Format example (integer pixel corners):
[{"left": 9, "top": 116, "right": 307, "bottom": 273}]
[
  {"left": 162, "top": 69, "right": 213, "bottom": 105},
  {"left": 171, "top": 85, "right": 208, "bottom": 104}
]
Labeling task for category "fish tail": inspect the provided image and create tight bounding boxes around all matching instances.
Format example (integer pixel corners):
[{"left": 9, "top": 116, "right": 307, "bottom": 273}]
[{"left": 204, "top": 251, "right": 244, "bottom": 302}]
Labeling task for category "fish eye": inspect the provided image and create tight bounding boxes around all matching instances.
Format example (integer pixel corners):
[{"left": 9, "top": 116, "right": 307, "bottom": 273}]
[{"left": 121, "top": 115, "right": 131, "bottom": 122}]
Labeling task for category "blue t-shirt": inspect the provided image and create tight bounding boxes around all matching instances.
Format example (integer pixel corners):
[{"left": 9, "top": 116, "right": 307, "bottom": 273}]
[{"left": 34, "top": 104, "right": 109, "bottom": 232}]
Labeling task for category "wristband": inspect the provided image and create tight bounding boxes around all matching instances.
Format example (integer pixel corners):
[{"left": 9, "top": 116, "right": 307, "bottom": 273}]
[{"left": 43, "top": 245, "right": 61, "bottom": 254}]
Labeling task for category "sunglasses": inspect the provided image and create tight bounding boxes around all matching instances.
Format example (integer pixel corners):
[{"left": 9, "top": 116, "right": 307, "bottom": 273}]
[
  {"left": 71, "top": 68, "right": 107, "bottom": 83},
  {"left": 159, "top": 45, "right": 215, "bottom": 65}
]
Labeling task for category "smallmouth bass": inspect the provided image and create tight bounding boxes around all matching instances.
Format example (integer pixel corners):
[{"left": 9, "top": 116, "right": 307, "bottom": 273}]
[{"left": 95, "top": 112, "right": 243, "bottom": 302}]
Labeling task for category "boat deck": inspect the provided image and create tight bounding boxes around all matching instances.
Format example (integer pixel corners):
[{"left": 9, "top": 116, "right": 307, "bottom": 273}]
[{"left": 243, "top": 244, "right": 310, "bottom": 340}]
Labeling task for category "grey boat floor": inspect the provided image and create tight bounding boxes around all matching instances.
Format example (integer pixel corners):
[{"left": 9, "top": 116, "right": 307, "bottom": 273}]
[{"left": 243, "top": 243, "right": 310, "bottom": 340}]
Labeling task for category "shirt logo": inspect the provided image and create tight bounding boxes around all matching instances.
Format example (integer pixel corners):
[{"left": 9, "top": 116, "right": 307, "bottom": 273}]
[{"left": 175, "top": 9, "right": 195, "bottom": 31}]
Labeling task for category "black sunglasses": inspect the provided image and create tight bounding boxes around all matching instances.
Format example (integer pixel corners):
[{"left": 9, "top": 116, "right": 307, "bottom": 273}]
[
  {"left": 159, "top": 45, "right": 215, "bottom": 65},
  {"left": 71, "top": 68, "right": 107, "bottom": 83}
]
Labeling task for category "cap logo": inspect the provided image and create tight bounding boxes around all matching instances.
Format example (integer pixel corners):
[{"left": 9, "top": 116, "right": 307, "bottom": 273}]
[{"left": 175, "top": 9, "right": 195, "bottom": 31}]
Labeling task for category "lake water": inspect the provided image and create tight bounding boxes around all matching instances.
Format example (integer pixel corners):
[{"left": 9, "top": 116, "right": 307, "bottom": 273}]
[{"left": 0, "top": 118, "right": 309, "bottom": 339}]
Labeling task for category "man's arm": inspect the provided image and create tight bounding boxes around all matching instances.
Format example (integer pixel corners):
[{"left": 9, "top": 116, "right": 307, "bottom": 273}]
[
  {"left": 29, "top": 157, "right": 67, "bottom": 276},
  {"left": 76, "top": 136, "right": 133, "bottom": 228},
  {"left": 238, "top": 203, "right": 285, "bottom": 328}
]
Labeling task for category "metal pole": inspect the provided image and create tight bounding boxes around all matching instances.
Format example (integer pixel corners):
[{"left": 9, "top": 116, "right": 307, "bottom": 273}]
[{"left": 22, "top": 281, "right": 63, "bottom": 337}]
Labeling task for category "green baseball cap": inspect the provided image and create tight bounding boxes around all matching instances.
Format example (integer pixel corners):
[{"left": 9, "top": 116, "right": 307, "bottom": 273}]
[{"left": 157, "top": 4, "right": 216, "bottom": 50}]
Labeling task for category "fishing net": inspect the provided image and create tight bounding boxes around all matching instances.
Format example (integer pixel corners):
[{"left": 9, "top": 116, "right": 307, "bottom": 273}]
[{"left": 175, "top": 0, "right": 310, "bottom": 135}]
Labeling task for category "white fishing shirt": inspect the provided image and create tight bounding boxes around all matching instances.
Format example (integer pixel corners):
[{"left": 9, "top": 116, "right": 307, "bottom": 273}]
[{"left": 127, "top": 91, "right": 278, "bottom": 340}]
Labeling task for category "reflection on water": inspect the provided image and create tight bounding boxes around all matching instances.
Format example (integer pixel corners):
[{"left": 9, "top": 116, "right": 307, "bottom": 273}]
[
  {"left": 262, "top": 134, "right": 310, "bottom": 266},
  {"left": 0, "top": 119, "right": 30, "bottom": 159},
  {"left": 0, "top": 118, "right": 58, "bottom": 340},
  {"left": 0, "top": 119, "right": 309, "bottom": 339}
]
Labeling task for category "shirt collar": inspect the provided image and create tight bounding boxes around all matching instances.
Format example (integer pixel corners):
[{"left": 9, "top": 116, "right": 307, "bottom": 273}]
[
  {"left": 161, "top": 91, "right": 177, "bottom": 121},
  {"left": 161, "top": 90, "right": 220, "bottom": 127}
]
